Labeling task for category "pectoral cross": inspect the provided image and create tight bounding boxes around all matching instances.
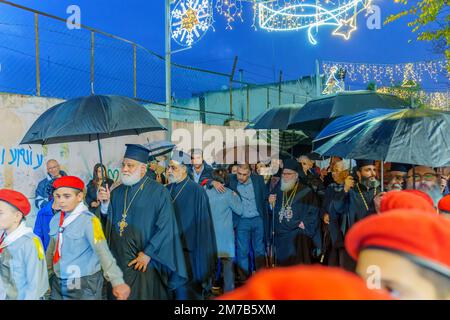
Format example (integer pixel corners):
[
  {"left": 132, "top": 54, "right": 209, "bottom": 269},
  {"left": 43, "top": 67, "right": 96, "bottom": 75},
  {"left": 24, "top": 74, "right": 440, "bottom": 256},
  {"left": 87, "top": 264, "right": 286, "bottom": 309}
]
[{"left": 118, "top": 219, "right": 128, "bottom": 237}]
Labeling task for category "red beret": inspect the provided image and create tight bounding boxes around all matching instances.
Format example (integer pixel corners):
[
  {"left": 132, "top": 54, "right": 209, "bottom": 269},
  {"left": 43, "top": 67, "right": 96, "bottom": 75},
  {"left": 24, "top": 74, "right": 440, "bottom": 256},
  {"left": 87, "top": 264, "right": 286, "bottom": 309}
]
[
  {"left": 380, "top": 190, "right": 436, "bottom": 213},
  {"left": 438, "top": 195, "right": 450, "bottom": 214},
  {"left": 53, "top": 176, "right": 85, "bottom": 191},
  {"left": 346, "top": 209, "right": 450, "bottom": 275},
  {"left": 403, "top": 189, "right": 435, "bottom": 208},
  {"left": 218, "top": 265, "right": 392, "bottom": 300},
  {"left": 0, "top": 189, "right": 31, "bottom": 216}
]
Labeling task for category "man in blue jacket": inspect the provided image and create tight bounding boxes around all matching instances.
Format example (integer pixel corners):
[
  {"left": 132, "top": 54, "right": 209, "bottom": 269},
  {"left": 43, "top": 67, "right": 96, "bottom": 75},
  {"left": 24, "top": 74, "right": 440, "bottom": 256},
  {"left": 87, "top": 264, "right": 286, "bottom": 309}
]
[{"left": 34, "top": 159, "right": 66, "bottom": 210}]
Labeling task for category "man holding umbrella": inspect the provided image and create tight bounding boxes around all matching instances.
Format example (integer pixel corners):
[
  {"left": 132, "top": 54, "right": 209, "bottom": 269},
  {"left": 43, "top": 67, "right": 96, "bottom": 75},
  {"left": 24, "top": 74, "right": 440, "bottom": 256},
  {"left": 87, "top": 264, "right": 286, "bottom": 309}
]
[
  {"left": 98, "top": 144, "right": 188, "bottom": 300},
  {"left": 329, "top": 159, "right": 381, "bottom": 270}
]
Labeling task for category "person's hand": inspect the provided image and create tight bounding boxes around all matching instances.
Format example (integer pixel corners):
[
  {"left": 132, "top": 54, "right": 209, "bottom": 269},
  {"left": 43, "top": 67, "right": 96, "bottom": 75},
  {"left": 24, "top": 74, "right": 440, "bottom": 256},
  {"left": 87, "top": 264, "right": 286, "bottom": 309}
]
[
  {"left": 97, "top": 184, "right": 110, "bottom": 203},
  {"left": 344, "top": 176, "right": 355, "bottom": 193},
  {"left": 320, "top": 168, "right": 328, "bottom": 180},
  {"left": 128, "top": 252, "right": 151, "bottom": 272},
  {"left": 373, "top": 191, "right": 386, "bottom": 213},
  {"left": 212, "top": 180, "right": 226, "bottom": 193},
  {"left": 323, "top": 213, "right": 330, "bottom": 224},
  {"left": 91, "top": 201, "right": 100, "bottom": 208},
  {"left": 299, "top": 221, "right": 305, "bottom": 230},
  {"left": 268, "top": 194, "right": 276, "bottom": 206},
  {"left": 112, "top": 283, "right": 131, "bottom": 300},
  {"left": 51, "top": 199, "right": 60, "bottom": 211}
]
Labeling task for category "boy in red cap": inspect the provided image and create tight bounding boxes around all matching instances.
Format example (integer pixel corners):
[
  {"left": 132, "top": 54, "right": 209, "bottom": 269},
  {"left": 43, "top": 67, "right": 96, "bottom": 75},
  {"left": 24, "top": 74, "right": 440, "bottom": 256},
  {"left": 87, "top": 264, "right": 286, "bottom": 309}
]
[
  {"left": 219, "top": 265, "right": 392, "bottom": 300},
  {"left": 46, "top": 176, "right": 130, "bottom": 300},
  {"left": 438, "top": 195, "right": 450, "bottom": 219},
  {"left": 0, "top": 189, "right": 48, "bottom": 299},
  {"left": 346, "top": 209, "right": 450, "bottom": 299},
  {"left": 379, "top": 190, "right": 436, "bottom": 213}
]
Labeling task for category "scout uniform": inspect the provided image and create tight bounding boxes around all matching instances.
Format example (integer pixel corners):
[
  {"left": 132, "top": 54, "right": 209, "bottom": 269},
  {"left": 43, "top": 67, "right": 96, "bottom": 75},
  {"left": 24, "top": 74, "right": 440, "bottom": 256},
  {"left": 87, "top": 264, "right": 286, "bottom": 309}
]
[
  {"left": 46, "top": 176, "right": 125, "bottom": 300},
  {"left": 0, "top": 189, "right": 48, "bottom": 300}
]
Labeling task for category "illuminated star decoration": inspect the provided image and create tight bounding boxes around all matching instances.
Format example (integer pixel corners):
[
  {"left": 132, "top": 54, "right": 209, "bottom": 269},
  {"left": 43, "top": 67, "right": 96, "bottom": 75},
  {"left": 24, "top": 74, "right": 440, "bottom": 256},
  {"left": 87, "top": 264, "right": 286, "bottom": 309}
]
[
  {"left": 332, "top": 17, "right": 357, "bottom": 40},
  {"left": 258, "top": 0, "right": 372, "bottom": 45},
  {"left": 171, "top": 0, "right": 214, "bottom": 47}
]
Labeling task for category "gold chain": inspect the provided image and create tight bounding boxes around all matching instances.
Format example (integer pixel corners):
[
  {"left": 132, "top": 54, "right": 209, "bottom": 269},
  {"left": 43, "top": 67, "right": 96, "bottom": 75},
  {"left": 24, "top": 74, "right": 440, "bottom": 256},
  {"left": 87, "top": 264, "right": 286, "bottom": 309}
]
[
  {"left": 356, "top": 183, "right": 377, "bottom": 211},
  {"left": 282, "top": 182, "right": 299, "bottom": 208},
  {"left": 118, "top": 177, "right": 149, "bottom": 237},
  {"left": 169, "top": 178, "right": 189, "bottom": 203}
]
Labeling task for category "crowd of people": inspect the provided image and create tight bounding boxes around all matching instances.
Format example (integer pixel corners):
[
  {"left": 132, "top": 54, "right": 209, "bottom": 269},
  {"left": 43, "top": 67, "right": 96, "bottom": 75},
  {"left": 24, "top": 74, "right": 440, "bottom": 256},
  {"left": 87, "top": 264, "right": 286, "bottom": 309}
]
[{"left": 0, "top": 144, "right": 449, "bottom": 300}]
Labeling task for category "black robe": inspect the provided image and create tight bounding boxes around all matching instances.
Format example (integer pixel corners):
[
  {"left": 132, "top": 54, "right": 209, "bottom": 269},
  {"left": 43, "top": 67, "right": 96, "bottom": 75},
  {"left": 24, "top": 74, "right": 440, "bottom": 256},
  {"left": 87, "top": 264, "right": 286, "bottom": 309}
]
[
  {"left": 105, "top": 176, "right": 187, "bottom": 300},
  {"left": 166, "top": 177, "right": 217, "bottom": 300},
  {"left": 272, "top": 181, "right": 321, "bottom": 267}
]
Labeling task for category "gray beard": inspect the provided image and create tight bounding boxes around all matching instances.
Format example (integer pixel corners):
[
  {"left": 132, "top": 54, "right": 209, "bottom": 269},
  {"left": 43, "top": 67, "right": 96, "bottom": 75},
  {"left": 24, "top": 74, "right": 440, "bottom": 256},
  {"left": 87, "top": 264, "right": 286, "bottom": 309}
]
[
  {"left": 417, "top": 184, "right": 442, "bottom": 206},
  {"left": 280, "top": 178, "right": 297, "bottom": 192},
  {"left": 361, "top": 177, "right": 380, "bottom": 189},
  {"left": 387, "top": 183, "right": 403, "bottom": 191},
  {"left": 121, "top": 170, "right": 142, "bottom": 186}
]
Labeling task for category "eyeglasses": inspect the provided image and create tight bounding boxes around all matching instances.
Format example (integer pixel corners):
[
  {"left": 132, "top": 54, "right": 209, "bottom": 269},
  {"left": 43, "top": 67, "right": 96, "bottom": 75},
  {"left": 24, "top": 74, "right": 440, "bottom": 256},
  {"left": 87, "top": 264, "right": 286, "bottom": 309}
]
[{"left": 406, "top": 173, "right": 438, "bottom": 181}]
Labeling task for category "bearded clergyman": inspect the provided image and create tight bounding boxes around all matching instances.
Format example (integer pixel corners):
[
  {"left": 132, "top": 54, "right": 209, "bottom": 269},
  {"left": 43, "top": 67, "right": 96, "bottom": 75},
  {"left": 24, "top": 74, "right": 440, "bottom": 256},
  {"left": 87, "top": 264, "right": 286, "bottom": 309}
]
[{"left": 268, "top": 159, "right": 321, "bottom": 267}]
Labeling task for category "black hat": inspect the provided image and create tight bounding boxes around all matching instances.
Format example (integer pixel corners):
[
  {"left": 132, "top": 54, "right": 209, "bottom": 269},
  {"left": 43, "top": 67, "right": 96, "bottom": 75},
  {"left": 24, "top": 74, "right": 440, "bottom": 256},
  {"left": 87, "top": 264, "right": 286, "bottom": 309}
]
[
  {"left": 283, "top": 159, "right": 301, "bottom": 173},
  {"left": 389, "top": 162, "right": 411, "bottom": 173},
  {"left": 124, "top": 144, "right": 150, "bottom": 163},
  {"left": 356, "top": 159, "right": 375, "bottom": 169}
]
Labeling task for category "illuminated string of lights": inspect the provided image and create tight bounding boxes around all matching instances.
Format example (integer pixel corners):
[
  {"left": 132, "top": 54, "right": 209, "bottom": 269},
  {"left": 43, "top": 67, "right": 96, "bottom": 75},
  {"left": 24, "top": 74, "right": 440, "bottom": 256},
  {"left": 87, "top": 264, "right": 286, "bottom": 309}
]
[
  {"left": 322, "top": 59, "right": 449, "bottom": 85},
  {"left": 258, "top": 0, "right": 372, "bottom": 44},
  {"left": 377, "top": 87, "right": 450, "bottom": 111}
]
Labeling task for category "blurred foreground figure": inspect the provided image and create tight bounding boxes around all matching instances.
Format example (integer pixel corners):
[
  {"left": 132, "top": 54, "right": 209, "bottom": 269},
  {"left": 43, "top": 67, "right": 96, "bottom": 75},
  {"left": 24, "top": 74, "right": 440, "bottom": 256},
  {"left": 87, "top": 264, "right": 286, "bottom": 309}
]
[
  {"left": 346, "top": 209, "right": 450, "bottom": 300},
  {"left": 218, "top": 265, "right": 391, "bottom": 300}
]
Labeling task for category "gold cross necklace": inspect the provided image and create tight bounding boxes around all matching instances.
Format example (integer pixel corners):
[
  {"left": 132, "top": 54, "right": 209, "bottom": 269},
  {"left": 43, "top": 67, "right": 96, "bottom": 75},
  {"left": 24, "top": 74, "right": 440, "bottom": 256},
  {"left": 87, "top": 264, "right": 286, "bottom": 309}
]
[{"left": 118, "top": 176, "right": 149, "bottom": 237}]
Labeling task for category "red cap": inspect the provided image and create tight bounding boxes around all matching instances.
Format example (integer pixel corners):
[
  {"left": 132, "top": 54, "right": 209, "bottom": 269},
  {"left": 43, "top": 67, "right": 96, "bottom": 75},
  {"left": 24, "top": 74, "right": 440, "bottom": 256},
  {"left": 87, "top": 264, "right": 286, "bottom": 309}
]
[
  {"left": 0, "top": 189, "right": 31, "bottom": 216},
  {"left": 380, "top": 190, "right": 436, "bottom": 213},
  {"left": 218, "top": 265, "right": 392, "bottom": 300},
  {"left": 53, "top": 176, "right": 85, "bottom": 191},
  {"left": 438, "top": 195, "right": 450, "bottom": 214},
  {"left": 346, "top": 209, "right": 450, "bottom": 275},
  {"left": 403, "top": 189, "right": 435, "bottom": 208}
]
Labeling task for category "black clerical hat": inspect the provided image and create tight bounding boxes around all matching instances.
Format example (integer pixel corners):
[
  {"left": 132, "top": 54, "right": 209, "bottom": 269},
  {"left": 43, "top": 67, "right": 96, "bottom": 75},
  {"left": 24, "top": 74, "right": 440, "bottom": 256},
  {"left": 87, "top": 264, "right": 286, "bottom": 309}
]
[
  {"left": 283, "top": 158, "right": 301, "bottom": 173},
  {"left": 124, "top": 144, "right": 150, "bottom": 163},
  {"left": 389, "top": 162, "right": 411, "bottom": 173},
  {"left": 356, "top": 159, "right": 375, "bottom": 169}
]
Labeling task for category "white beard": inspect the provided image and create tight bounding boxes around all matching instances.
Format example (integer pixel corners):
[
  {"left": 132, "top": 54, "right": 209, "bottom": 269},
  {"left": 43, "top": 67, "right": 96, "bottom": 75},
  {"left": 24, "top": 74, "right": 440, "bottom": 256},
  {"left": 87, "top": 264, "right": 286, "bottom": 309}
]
[
  {"left": 121, "top": 169, "right": 142, "bottom": 186},
  {"left": 280, "top": 178, "right": 297, "bottom": 192}
]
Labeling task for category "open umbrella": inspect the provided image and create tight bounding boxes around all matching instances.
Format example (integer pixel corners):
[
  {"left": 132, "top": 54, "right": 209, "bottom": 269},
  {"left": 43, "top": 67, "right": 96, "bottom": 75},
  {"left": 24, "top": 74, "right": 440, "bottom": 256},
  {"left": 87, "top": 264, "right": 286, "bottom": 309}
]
[
  {"left": 287, "top": 90, "right": 407, "bottom": 135},
  {"left": 21, "top": 95, "right": 166, "bottom": 179},
  {"left": 144, "top": 140, "right": 175, "bottom": 158},
  {"left": 246, "top": 104, "right": 301, "bottom": 130},
  {"left": 313, "top": 108, "right": 450, "bottom": 167}
]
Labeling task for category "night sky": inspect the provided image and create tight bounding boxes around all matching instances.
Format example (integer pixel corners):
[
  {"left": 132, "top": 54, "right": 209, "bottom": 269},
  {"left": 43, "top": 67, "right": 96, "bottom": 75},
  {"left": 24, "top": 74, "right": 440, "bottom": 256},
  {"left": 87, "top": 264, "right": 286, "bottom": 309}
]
[{"left": 3, "top": 0, "right": 445, "bottom": 90}]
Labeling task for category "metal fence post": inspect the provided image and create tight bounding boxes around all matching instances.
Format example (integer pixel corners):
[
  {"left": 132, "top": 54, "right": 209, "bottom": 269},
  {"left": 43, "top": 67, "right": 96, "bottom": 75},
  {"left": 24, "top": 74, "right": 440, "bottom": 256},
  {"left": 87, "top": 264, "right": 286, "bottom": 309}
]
[
  {"left": 34, "top": 13, "right": 40, "bottom": 96},
  {"left": 133, "top": 43, "right": 137, "bottom": 98},
  {"left": 90, "top": 31, "right": 95, "bottom": 94},
  {"left": 229, "top": 56, "right": 238, "bottom": 118}
]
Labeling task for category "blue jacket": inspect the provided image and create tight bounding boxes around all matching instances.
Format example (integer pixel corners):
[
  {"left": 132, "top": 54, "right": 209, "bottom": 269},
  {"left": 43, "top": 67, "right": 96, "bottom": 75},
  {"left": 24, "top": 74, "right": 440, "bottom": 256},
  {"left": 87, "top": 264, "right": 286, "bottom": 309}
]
[
  {"left": 34, "top": 171, "right": 67, "bottom": 210},
  {"left": 188, "top": 162, "right": 214, "bottom": 185},
  {"left": 33, "top": 200, "right": 55, "bottom": 251}
]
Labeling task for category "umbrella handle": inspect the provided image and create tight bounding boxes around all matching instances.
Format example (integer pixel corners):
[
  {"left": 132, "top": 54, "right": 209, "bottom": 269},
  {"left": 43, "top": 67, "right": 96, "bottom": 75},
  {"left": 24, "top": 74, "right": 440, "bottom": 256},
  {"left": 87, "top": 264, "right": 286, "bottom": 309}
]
[{"left": 97, "top": 134, "right": 106, "bottom": 188}]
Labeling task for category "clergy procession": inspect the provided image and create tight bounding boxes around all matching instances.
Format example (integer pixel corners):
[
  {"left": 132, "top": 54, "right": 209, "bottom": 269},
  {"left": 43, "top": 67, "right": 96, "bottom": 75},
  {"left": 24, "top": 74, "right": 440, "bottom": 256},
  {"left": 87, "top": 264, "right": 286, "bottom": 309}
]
[
  {"left": 0, "top": 0, "right": 449, "bottom": 304},
  {"left": 1, "top": 141, "right": 450, "bottom": 300}
]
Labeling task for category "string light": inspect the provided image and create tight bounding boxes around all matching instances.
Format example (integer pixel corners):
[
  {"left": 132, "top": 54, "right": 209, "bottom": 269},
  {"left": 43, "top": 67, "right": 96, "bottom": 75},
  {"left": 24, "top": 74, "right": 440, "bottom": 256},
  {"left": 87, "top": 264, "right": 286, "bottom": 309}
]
[
  {"left": 322, "top": 59, "right": 449, "bottom": 85},
  {"left": 377, "top": 87, "right": 450, "bottom": 111},
  {"left": 215, "top": 0, "right": 245, "bottom": 30},
  {"left": 171, "top": 0, "right": 214, "bottom": 47},
  {"left": 323, "top": 66, "right": 345, "bottom": 94},
  {"left": 258, "top": 0, "right": 372, "bottom": 45}
]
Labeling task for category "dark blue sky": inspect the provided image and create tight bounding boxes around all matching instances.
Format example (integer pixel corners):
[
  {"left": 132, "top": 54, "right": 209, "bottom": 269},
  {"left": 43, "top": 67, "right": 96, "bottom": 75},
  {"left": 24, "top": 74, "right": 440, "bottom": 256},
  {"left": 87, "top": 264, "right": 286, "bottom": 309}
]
[{"left": 4, "top": 0, "right": 444, "bottom": 88}]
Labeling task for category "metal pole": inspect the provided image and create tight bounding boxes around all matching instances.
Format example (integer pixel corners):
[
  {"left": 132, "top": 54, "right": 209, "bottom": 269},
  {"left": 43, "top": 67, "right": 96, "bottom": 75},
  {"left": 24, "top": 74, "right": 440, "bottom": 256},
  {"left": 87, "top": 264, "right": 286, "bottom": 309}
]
[
  {"left": 165, "top": 0, "right": 172, "bottom": 140},
  {"left": 380, "top": 160, "right": 384, "bottom": 192},
  {"left": 266, "top": 87, "right": 270, "bottom": 109},
  {"left": 133, "top": 43, "right": 137, "bottom": 98},
  {"left": 90, "top": 31, "right": 95, "bottom": 94},
  {"left": 97, "top": 134, "right": 105, "bottom": 186},
  {"left": 278, "top": 70, "right": 283, "bottom": 105},
  {"left": 34, "top": 13, "right": 40, "bottom": 96},
  {"left": 229, "top": 56, "right": 238, "bottom": 118},
  {"left": 315, "top": 59, "right": 321, "bottom": 97},
  {"left": 246, "top": 85, "right": 250, "bottom": 122}
]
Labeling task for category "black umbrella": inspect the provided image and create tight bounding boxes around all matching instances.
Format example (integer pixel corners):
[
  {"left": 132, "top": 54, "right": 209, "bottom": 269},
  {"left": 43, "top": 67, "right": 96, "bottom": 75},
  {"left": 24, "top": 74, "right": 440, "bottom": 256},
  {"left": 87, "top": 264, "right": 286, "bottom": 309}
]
[
  {"left": 21, "top": 95, "right": 166, "bottom": 180},
  {"left": 245, "top": 104, "right": 301, "bottom": 130},
  {"left": 287, "top": 90, "right": 407, "bottom": 135}
]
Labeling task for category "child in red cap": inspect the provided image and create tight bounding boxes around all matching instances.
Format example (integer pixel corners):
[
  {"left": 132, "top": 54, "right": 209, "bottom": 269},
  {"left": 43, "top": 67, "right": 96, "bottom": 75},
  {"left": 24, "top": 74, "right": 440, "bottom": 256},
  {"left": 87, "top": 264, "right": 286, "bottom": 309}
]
[
  {"left": 346, "top": 209, "right": 450, "bottom": 299},
  {"left": 46, "top": 176, "right": 130, "bottom": 300},
  {"left": 0, "top": 189, "right": 48, "bottom": 299}
]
